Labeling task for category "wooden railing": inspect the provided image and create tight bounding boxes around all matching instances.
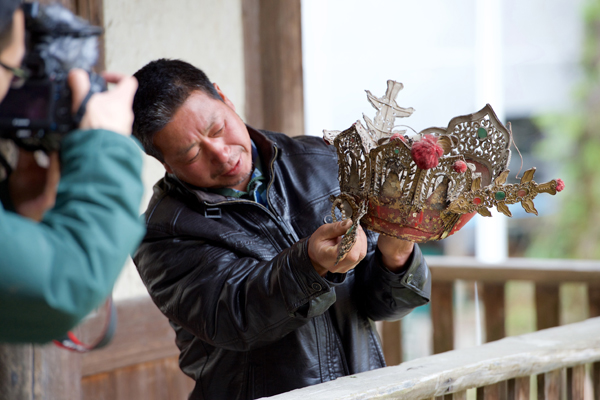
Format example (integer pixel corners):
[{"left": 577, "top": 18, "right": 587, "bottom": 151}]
[
  {"left": 380, "top": 256, "right": 600, "bottom": 364},
  {"left": 1, "top": 257, "right": 598, "bottom": 399},
  {"left": 264, "top": 317, "right": 600, "bottom": 400}
]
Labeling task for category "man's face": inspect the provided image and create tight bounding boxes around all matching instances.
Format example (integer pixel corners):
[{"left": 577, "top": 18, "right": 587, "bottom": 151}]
[
  {"left": 0, "top": 9, "right": 25, "bottom": 101},
  {"left": 153, "top": 86, "right": 253, "bottom": 191}
]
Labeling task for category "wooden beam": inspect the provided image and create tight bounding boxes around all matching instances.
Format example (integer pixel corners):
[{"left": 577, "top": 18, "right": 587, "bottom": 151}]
[
  {"left": 483, "top": 283, "right": 505, "bottom": 342},
  {"left": 535, "top": 284, "right": 560, "bottom": 331},
  {"left": 431, "top": 281, "right": 454, "bottom": 354},
  {"left": 80, "top": 296, "right": 179, "bottom": 376},
  {"left": 426, "top": 256, "right": 600, "bottom": 283},
  {"left": 242, "top": 0, "right": 305, "bottom": 136},
  {"left": 263, "top": 317, "right": 600, "bottom": 400},
  {"left": 507, "top": 377, "right": 529, "bottom": 400},
  {"left": 381, "top": 320, "right": 402, "bottom": 366}
]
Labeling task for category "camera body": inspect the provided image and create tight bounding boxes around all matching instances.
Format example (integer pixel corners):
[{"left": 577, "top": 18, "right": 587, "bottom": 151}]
[{"left": 0, "top": 2, "right": 105, "bottom": 151}]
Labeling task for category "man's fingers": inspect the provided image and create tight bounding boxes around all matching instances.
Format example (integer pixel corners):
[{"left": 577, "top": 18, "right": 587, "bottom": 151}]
[
  {"left": 101, "top": 71, "right": 127, "bottom": 84},
  {"left": 67, "top": 69, "right": 91, "bottom": 113},
  {"left": 318, "top": 219, "right": 352, "bottom": 240},
  {"left": 111, "top": 76, "right": 138, "bottom": 101}
]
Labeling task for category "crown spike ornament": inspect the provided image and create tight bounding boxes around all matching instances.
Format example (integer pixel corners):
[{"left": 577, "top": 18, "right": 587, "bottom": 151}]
[{"left": 324, "top": 80, "right": 564, "bottom": 264}]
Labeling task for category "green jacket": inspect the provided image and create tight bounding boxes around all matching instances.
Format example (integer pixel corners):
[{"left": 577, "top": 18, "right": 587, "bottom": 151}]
[{"left": 0, "top": 129, "right": 145, "bottom": 343}]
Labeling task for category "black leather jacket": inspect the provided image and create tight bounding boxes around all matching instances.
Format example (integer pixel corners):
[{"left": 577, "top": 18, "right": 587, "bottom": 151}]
[{"left": 134, "top": 128, "right": 431, "bottom": 400}]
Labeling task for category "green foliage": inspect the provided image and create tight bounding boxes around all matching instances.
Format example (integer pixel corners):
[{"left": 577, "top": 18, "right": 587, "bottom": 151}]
[{"left": 527, "top": 0, "right": 600, "bottom": 260}]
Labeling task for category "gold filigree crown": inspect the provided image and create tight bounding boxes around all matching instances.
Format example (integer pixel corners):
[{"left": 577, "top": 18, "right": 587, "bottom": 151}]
[{"left": 324, "top": 80, "right": 563, "bottom": 262}]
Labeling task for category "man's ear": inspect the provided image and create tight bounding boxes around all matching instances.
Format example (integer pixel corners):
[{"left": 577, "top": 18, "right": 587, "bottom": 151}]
[
  {"left": 213, "top": 83, "right": 236, "bottom": 112},
  {"left": 162, "top": 162, "right": 173, "bottom": 174}
]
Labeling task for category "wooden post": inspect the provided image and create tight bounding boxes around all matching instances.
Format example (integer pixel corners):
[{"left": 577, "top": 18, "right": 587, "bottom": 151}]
[
  {"left": 431, "top": 281, "right": 454, "bottom": 354},
  {"left": 535, "top": 283, "right": 560, "bottom": 330},
  {"left": 381, "top": 320, "right": 402, "bottom": 366},
  {"left": 483, "top": 283, "right": 505, "bottom": 342},
  {"left": 0, "top": 343, "right": 82, "bottom": 399},
  {"left": 242, "top": 0, "right": 305, "bottom": 137},
  {"left": 540, "top": 369, "right": 561, "bottom": 400},
  {"left": 567, "top": 364, "right": 585, "bottom": 400},
  {"left": 508, "top": 377, "right": 530, "bottom": 400}
]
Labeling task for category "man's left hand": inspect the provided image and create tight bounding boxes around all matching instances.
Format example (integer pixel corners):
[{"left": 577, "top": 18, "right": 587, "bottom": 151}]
[{"left": 377, "top": 235, "right": 414, "bottom": 273}]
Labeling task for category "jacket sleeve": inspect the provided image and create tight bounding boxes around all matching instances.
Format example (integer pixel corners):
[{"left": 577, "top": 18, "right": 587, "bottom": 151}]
[
  {"left": 0, "top": 129, "right": 145, "bottom": 343},
  {"left": 135, "top": 235, "right": 345, "bottom": 352},
  {"left": 354, "top": 236, "right": 432, "bottom": 321}
]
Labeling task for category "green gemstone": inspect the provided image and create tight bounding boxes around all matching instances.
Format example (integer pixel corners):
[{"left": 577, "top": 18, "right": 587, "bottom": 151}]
[
  {"left": 477, "top": 127, "right": 488, "bottom": 139},
  {"left": 495, "top": 191, "right": 506, "bottom": 201},
  {"left": 394, "top": 149, "right": 400, "bottom": 154}
]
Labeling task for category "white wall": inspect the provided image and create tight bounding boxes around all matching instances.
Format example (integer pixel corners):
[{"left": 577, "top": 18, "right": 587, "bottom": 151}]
[{"left": 103, "top": 0, "right": 246, "bottom": 300}]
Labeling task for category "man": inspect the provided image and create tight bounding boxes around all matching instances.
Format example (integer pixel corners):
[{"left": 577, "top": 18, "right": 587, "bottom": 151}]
[
  {"left": 0, "top": 0, "right": 145, "bottom": 342},
  {"left": 132, "top": 58, "right": 431, "bottom": 400}
]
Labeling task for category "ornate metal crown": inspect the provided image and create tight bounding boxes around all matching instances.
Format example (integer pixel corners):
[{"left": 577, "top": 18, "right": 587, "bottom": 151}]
[{"left": 324, "top": 80, "right": 564, "bottom": 262}]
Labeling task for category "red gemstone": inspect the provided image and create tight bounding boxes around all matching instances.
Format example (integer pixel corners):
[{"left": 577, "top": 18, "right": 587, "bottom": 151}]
[
  {"left": 517, "top": 189, "right": 527, "bottom": 197},
  {"left": 473, "top": 197, "right": 482, "bottom": 205}
]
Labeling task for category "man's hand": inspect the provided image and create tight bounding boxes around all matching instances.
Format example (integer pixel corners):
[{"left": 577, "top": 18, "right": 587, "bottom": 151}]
[
  {"left": 308, "top": 219, "right": 368, "bottom": 276},
  {"left": 377, "top": 235, "right": 414, "bottom": 273},
  {"left": 68, "top": 69, "right": 138, "bottom": 135}
]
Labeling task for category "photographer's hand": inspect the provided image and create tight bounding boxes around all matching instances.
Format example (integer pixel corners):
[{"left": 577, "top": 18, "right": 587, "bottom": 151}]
[
  {"left": 68, "top": 69, "right": 138, "bottom": 135},
  {"left": 9, "top": 150, "right": 60, "bottom": 221}
]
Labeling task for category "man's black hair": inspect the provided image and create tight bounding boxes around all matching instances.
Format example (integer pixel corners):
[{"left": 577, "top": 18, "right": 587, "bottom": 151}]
[
  {"left": 132, "top": 58, "right": 223, "bottom": 162},
  {"left": 0, "top": 0, "right": 20, "bottom": 52}
]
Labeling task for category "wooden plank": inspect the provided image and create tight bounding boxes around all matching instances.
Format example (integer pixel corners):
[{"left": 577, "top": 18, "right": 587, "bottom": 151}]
[
  {"left": 425, "top": 256, "right": 600, "bottom": 283},
  {"left": 567, "top": 365, "right": 585, "bottom": 400},
  {"left": 535, "top": 284, "right": 560, "bottom": 331},
  {"left": 263, "top": 317, "right": 600, "bottom": 399},
  {"left": 593, "top": 361, "right": 600, "bottom": 400},
  {"left": 0, "top": 343, "right": 82, "bottom": 400},
  {"left": 507, "top": 377, "right": 529, "bottom": 400},
  {"left": 541, "top": 369, "right": 561, "bottom": 400},
  {"left": 431, "top": 281, "right": 454, "bottom": 354},
  {"left": 381, "top": 320, "right": 402, "bottom": 366},
  {"left": 75, "top": 0, "right": 105, "bottom": 72},
  {"left": 590, "top": 283, "right": 600, "bottom": 318},
  {"left": 453, "top": 390, "right": 467, "bottom": 400},
  {"left": 483, "top": 283, "right": 505, "bottom": 342},
  {"left": 82, "top": 356, "right": 193, "bottom": 400},
  {"left": 482, "top": 381, "right": 506, "bottom": 400},
  {"left": 0, "top": 344, "right": 34, "bottom": 399},
  {"left": 80, "top": 296, "right": 180, "bottom": 376}
]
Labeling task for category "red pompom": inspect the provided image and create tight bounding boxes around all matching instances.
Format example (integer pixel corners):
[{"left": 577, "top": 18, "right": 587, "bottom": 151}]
[
  {"left": 556, "top": 179, "right": 565, "bottom": 192},
  {"left": 390, "top": 133, "right": 406, "bottom": 142},
  {"left": 411, "top": 135, "right": 444, "bottom": 169},
  {"left": 453, "top": 160, "right": 467, "bottom": 173}
]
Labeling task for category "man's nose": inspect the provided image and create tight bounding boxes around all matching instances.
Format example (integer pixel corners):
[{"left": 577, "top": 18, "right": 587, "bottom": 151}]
[{"left": 205, "top": 140, "right": 230, "bottom": 164}]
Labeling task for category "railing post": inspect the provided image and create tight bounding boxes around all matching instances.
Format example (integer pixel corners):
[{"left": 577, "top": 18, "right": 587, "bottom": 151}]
[
  {"left": 483, "top": 283, "right": 505, "bottom": 342},
  {"left": 381, "top": 320, "right": 402, "bottom": 366},
  {"left": 590, "top": 284, "right": 600, "bottom": 400},
  {"left": 431, "top": 281, "right": 454, "bottom": 354},
  {"left": 508, "top": 376, "right": 530, "bottom": 400},
  {"left": 539, "top": 369, "right": 561, "bottom": 400},
  {"left": 567, "top": 364, "right": 585, "bottom": 400},
  {"left": 535, "top": 284, "right": 560, "bottom": 330}
]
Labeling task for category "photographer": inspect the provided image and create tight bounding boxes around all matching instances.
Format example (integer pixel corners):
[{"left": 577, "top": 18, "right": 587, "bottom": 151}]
[{"left": 0, "top": 1, "right": 144, "bottom": 343}]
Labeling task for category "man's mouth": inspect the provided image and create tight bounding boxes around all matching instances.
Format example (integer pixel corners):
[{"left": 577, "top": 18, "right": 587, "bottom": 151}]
[{"left": 221, "top": 158, "right": 241, "bottom": 177}]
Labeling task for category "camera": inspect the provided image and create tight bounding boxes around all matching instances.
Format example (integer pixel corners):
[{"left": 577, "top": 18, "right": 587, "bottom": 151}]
[{"left": 0, "top": 2, "right": 106, "bottom": 152}]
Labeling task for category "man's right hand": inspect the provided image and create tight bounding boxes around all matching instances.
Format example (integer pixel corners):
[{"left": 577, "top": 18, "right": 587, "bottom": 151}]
[
  {"left": 307, "top": 219, "right": 368, "bottom": 276},
  {"left": 68, "top": 69, "right": 138, "bottom": 135}
]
